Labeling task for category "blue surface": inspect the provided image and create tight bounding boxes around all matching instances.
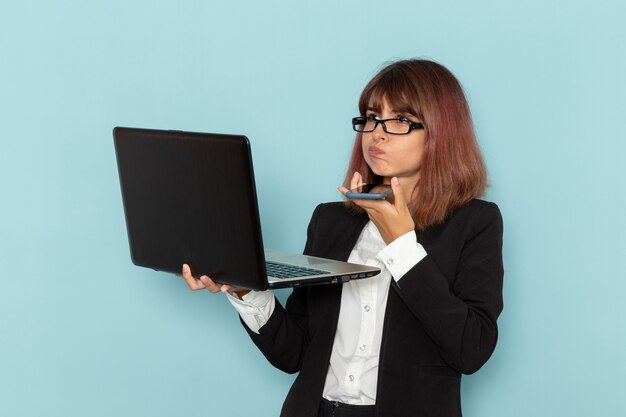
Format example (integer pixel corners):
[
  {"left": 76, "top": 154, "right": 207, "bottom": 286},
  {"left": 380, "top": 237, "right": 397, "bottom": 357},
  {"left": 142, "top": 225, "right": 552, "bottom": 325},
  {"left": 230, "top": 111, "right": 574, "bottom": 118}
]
[{"left": 1, "top": 0, "right": 625, "bottom": 416}]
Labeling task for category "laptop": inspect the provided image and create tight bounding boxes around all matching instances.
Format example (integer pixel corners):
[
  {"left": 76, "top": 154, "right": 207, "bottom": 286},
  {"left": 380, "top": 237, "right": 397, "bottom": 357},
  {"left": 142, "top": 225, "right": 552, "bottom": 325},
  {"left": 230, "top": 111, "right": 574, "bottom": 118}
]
[{"left": 113, "top": 127, "right": 380, "bottom": 291}]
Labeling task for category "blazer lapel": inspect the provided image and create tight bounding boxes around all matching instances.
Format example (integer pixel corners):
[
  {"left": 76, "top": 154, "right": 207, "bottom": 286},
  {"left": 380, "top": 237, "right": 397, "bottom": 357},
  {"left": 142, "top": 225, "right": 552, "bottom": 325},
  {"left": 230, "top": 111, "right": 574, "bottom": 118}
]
[{"left": 332, "top": 210, "right": 370, "bottom": 262}]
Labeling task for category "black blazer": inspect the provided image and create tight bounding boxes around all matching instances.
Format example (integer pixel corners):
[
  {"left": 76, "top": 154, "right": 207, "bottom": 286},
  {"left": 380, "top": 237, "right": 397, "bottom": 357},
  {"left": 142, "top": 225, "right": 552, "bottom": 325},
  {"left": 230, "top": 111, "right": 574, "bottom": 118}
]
[{"left": 244, "top": 200, "right": 504, "bottom": 417}]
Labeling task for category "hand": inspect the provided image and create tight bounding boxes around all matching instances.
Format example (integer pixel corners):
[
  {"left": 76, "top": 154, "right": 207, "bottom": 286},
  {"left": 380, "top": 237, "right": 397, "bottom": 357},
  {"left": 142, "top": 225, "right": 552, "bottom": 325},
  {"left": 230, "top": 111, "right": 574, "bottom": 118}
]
[
  {"left": 339, "top": 172, "right": 415, "bottom": 245},
  {"left": 180, "top": 264, "right": 251, "bottom": 299}
]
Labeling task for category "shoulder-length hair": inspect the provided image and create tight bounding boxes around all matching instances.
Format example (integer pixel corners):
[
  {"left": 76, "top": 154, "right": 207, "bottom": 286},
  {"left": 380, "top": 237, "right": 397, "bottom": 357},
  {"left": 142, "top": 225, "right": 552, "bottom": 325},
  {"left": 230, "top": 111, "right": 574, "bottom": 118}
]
[{"left": 344, "top": 59, "right": 487, "bottom": 229}]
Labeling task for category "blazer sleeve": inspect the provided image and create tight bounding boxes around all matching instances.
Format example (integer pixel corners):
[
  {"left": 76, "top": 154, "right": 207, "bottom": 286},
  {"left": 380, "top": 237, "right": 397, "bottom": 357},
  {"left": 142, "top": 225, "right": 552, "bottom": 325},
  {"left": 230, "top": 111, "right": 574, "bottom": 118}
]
[
  {"left": 239, "top": 205, "right": 323, "bottom": 374},
  {"left": 394, "top": 201, "right": 504, "bottom": 374}
]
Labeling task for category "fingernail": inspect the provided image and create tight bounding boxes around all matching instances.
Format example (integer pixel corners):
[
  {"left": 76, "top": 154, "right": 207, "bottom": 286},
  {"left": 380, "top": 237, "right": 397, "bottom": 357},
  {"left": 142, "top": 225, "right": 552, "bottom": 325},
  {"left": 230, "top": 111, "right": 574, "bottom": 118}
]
[
  {"left": 391, "top": 177, "right": 399, "bottom": 185},
  {"left": 183, "top": 264, "right": 188, "bottom": 272}
]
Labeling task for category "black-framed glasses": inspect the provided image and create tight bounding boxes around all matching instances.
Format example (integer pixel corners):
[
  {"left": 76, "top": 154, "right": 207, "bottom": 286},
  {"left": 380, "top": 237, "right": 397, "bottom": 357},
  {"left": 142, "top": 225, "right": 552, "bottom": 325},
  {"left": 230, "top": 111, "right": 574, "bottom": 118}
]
[{"left": 352, "top": 115, "right": 424, "bottom": 135}]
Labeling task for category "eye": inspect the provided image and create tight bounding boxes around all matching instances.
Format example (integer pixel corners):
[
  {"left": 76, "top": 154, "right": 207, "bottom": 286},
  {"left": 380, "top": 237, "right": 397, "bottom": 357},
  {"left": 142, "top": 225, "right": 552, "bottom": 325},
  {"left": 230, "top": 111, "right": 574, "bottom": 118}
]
[
  {"left": 398, "top": 116, "right": 412, "bottom": 124},
  {"left": 365, "top": 113, "right": 379, "bottom": 121}
]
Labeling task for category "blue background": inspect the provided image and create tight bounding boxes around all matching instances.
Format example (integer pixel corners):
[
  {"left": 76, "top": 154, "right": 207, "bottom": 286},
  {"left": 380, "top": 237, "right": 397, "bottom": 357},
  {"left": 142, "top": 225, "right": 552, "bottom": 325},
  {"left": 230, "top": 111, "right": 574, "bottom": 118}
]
[{"left": 1, "top": 1, "right": 625, "bottom": 416}]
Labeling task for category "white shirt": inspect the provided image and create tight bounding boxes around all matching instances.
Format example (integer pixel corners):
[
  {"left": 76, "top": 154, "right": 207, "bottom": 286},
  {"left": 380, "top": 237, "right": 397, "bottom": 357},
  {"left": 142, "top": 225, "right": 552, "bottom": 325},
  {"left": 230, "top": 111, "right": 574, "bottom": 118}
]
[{"left": 227, "top": 221, "right": 427, "bottom": 405}]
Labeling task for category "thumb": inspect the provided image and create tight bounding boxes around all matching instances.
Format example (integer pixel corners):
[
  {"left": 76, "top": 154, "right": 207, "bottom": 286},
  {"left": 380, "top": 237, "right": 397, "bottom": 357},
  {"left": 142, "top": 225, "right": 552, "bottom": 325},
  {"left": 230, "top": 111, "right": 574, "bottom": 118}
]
[{"left": 390, "top": 177, "right": 407, "bottom": 211}]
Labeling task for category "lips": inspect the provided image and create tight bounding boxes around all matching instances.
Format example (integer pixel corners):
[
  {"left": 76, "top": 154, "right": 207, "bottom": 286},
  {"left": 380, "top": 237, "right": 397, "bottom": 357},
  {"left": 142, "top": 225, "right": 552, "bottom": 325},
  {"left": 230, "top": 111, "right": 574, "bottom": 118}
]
[{"left": 368, "top": 146, "right": 384, "bottom": 157}]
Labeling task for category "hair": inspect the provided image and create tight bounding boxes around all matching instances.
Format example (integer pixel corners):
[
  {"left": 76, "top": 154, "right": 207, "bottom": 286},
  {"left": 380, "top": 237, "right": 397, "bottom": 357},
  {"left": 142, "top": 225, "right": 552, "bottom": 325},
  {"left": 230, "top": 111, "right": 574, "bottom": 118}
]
[{"left": 344, "top": 59, "right": 488, "bottom": 229}]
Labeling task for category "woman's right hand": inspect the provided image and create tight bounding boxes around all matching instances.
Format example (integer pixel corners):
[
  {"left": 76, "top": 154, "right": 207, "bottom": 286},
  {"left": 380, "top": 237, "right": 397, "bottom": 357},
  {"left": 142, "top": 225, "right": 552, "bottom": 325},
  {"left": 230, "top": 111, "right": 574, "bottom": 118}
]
[{"left": 180, "top": 264, "right": 251, "bottom": 298}]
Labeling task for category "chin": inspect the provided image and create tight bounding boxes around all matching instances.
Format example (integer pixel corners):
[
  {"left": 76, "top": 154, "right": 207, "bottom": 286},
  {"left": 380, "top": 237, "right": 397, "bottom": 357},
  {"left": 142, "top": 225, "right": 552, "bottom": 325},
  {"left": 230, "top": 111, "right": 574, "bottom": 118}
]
[
  {"left": 370, "top": 165, "right": 394, "bottom": 178},
  {"left": 366, "top": 161, "right": 389, "bottom": 177}
]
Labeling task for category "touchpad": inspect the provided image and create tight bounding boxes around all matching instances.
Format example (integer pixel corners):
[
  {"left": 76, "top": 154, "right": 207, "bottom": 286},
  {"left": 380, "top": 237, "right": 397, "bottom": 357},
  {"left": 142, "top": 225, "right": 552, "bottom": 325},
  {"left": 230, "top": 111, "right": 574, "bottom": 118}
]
[{"left": 282, "top": 256, "right": 328, "bottom": 266}]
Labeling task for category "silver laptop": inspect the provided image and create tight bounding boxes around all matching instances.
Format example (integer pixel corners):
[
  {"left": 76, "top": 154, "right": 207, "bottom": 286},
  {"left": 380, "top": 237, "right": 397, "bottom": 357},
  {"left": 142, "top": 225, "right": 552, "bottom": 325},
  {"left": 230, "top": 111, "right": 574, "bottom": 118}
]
[{"left": 113, "top": 127, "right": 380, "bottom": 290}]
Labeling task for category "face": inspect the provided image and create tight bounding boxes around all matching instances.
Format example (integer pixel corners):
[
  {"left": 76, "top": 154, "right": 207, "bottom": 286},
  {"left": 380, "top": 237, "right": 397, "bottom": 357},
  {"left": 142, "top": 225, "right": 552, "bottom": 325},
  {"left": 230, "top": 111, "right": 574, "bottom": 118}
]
[{"left": 361, "top": 97, "right": 426, "bottom": 186}]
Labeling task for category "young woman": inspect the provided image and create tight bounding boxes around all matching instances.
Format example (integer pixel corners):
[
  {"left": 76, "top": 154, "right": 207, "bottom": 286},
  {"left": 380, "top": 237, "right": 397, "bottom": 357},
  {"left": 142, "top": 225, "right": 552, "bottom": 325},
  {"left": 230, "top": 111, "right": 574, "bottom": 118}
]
[{"left": 181, "top": 59, "right": 504, "bottom": 417}]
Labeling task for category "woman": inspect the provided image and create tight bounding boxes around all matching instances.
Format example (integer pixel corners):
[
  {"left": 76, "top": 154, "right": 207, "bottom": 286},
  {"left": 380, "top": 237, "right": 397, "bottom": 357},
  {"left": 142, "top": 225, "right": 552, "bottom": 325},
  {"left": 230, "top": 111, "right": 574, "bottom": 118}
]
[{"left": 182, "top": 59, "right": 504, "bottom": 417}]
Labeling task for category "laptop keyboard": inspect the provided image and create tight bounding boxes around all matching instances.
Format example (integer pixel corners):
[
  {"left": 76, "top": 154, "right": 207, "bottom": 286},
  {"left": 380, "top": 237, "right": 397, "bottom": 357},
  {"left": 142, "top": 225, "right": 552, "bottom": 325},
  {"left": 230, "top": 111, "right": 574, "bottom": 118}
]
[{"left": 265, "top": 261, "right": 329, "bottom": 279}]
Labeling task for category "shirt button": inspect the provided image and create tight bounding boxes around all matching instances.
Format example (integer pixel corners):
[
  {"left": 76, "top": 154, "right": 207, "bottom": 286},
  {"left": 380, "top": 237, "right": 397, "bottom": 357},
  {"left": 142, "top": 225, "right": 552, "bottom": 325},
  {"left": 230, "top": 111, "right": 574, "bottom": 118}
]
[
  {"left": 364, "top": 305, "right": 371, "bottom": 312},
  {"left": 360, "top": 344, "right": 366, "bottom": 351},
  {"left": 348, "top": 375, "right": 355, "bottom": 382},
  {"left": 386, "top": 258, "right": 394, "bottom": 265}
]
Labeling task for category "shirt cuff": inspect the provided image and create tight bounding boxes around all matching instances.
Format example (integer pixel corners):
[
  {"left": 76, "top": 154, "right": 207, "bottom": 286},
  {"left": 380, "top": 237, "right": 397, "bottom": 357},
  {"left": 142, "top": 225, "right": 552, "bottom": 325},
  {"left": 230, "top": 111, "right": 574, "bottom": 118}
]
[
  {"left": 376, "top": 230, "right": 427, "bottom": 282},
  {"left": 226, "top": 290, "right": 276, "bottom": 334}
]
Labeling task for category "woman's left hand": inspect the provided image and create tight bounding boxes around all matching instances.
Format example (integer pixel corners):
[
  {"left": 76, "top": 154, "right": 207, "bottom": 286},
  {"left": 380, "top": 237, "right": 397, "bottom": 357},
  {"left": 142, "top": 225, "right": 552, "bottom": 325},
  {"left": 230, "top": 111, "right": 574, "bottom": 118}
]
[{"left": 338, "top": 172, "right": 415, "bottom": 245}]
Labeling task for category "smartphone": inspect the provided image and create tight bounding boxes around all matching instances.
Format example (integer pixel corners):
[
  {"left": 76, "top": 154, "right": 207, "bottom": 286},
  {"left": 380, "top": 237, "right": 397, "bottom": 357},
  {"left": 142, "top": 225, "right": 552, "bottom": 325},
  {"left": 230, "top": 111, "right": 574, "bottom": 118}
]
[{"left": 345, "top": 184, "right": 393, "bottom": 200}]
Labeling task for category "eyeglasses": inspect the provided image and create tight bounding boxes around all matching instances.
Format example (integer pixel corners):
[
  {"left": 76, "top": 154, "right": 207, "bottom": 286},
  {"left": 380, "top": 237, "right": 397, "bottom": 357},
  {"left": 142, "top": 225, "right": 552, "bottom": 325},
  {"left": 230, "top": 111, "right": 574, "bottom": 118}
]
[{"left": 352, "top": 115, "right": 425, "bottom": 135}]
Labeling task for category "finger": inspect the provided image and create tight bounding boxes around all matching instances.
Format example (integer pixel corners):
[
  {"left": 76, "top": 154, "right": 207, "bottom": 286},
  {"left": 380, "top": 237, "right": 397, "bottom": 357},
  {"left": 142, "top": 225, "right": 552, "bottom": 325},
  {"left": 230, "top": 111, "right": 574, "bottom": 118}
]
[
  {"left": 181, "top": 264, "right": 206, "bottom": 291},
  {"left": 182, "top": 264, "right": 193, "bottom": 280},
  {"left": 199, "top": 275, "right": 222, "bottom": 293},
  {"left": 350, "top": 172, "right": 363, "bottom": 190},
  {"left": 220, "top": 284, "right": 234, "bottom": 293},
  {"left": 390, "top": 177, "right": 407, "bottom": 211},
  {"left": 338, "top": 186, "right": 349, "bottom": 196}
]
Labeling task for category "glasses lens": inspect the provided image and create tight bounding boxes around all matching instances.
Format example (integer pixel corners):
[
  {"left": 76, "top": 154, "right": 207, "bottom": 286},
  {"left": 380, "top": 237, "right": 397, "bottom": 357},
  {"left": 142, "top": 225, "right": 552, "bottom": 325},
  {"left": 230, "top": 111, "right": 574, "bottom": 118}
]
[
  {"left": 384, "top": 119, "right": 411, "bottom": 134},
  {"left": 353, "top": 117, "right": 374, "bottom": 132}
]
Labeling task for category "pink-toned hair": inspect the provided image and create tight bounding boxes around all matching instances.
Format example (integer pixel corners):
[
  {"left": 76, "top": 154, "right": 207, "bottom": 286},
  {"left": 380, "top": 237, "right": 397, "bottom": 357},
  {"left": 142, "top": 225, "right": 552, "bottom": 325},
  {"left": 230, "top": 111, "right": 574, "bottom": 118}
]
[{"left": 344, "top": 59, "right": 487, "bottom": 229}]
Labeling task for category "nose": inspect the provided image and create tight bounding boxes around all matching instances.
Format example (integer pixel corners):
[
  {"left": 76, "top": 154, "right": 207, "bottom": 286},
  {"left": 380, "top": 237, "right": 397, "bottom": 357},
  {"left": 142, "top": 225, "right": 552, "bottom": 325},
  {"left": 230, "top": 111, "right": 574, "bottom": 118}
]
[{"left": 371, "top": 121, "right": 389, "bottom": 142}]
